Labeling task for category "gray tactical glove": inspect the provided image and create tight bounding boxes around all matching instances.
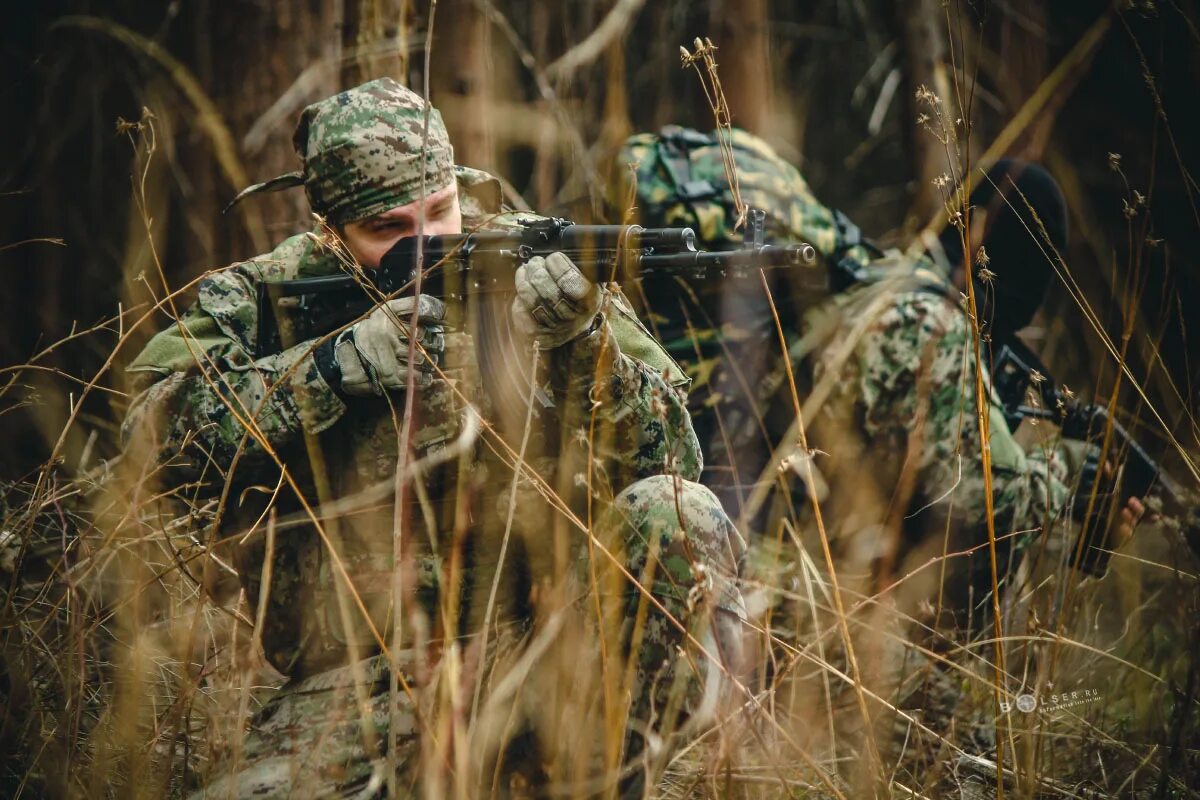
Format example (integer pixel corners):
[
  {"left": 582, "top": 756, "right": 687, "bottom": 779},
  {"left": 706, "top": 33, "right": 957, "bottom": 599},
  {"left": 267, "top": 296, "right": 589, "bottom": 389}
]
[
  {"left": 511, "top": 251, "right": 603, "bottom": 349},
  {"left": 335, "top": 295, "right": 446, "bottom": 396}
]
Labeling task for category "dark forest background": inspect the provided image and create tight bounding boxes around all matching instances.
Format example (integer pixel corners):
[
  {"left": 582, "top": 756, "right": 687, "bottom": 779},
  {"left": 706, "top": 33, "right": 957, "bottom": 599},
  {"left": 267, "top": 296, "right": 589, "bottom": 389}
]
[{"left": 1, "top": 0, "right": 1197, "bottom": 489}]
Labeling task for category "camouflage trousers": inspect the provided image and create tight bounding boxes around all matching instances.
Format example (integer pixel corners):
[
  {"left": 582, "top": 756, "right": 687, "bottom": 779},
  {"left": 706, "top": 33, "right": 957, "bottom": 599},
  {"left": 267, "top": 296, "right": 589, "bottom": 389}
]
[{"left": 192, "top": 476, "right": 747, "bottom": 799}]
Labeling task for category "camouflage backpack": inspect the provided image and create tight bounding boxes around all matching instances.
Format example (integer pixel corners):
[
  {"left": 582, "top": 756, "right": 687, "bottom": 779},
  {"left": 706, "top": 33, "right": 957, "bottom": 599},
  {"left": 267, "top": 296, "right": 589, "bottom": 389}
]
[
  {"left": 615, "top": 126, "right": 876, "bottom": 278},
  {"left": 613, "top": 128, "right": 904, "bottom": 495}
]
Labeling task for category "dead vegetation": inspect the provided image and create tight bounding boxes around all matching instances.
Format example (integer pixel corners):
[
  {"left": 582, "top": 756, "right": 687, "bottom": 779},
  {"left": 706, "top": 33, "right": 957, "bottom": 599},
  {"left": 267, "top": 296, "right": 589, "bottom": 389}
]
[{"left": 2, "top": 1, "right": 1199, "bottom": 797}]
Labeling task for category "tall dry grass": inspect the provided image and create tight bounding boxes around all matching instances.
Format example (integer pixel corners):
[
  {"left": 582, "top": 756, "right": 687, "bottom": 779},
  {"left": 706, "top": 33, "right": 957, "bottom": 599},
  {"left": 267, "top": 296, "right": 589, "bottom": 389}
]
[{"left": 2, "top": 2, "right": 1199, "bottom": 798}]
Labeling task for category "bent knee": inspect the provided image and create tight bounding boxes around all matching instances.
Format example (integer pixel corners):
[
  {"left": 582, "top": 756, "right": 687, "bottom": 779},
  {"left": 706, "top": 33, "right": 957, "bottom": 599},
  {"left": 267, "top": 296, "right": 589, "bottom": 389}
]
[
  {"left": 609, "top": 475, "right": 747, "bottom": 603},
  {"left": 613, "top": 476, "right": 733, "bottom": 537}
]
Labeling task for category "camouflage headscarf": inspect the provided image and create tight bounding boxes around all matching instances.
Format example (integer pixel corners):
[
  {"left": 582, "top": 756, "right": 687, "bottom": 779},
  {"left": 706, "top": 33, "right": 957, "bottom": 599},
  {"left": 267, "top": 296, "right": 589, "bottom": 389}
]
[{"left": 229, "top": 78, "right": 456, "bottom": 224}]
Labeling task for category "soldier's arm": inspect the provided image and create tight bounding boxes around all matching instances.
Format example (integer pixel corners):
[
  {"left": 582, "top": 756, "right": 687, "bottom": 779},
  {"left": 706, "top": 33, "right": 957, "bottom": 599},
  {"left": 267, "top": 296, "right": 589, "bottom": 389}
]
[
  {"left": 121, "top": 270, "right": 347, "bottom": 483},
  {"left": 546, "top": 298, "right": 703, "bottom": 483},
  {"left": 857, "top": 291, "right": 1070, "bottom": 535}
]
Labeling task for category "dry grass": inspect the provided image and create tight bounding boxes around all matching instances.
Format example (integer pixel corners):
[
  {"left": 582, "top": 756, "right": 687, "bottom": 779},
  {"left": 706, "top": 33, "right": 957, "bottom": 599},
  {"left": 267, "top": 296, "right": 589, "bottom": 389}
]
[{"left": 3, "top": 1, "right": 1200, "bottom": 798}]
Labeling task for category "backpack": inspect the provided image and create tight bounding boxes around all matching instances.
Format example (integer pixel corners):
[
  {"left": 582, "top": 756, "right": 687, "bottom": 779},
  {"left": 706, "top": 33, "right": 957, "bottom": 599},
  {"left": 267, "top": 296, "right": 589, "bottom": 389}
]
[
  {"left": 612, "top": 128, "right": 946, "bottom": 508},
  {"left": 615, "top": 126, "right": 877, "bottom": 279}
]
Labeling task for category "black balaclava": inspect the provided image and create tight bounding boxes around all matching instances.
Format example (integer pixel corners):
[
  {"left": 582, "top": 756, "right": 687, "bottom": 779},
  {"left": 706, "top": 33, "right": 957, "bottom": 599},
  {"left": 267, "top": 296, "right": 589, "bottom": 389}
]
[{"left": 938, "top": 158, "right": 1069, "bottom": 339}]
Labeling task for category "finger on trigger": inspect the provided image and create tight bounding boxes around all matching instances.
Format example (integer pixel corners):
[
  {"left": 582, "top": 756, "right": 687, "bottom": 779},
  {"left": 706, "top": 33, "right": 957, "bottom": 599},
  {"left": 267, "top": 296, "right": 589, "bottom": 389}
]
[{"left": 422, "top": 326, "right": 445, "bottom": 356}]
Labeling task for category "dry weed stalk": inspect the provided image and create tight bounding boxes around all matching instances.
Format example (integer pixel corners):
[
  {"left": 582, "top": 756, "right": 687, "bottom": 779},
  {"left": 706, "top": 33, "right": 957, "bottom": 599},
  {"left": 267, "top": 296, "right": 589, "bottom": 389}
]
[
  {"left": 5, "top": 4, "right": 1200, "bottom": 798},
  {"left": 680, "top": 37, "right": 747, "bottom": 231}
]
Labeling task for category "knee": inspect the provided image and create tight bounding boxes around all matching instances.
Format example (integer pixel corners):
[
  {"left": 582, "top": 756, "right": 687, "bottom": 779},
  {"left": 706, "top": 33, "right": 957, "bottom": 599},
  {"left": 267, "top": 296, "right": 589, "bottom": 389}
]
[
  {"left": 613, "top": 475, "right": 745, "bottom": 556},
  {"left": 608, "top": 477, "right": 750, "bottom": 720},
  {"left": 607, "top": 475, "right": 746, "bottom": 612}
]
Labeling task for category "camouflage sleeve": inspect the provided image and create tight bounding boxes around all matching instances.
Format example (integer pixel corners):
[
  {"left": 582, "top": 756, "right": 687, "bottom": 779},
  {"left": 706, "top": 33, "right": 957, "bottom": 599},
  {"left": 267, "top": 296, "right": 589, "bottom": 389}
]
[
  {"left": 548, "top": 309, "right": 703, "bottom": 483},
  {"left": 855, "top": 291, "right": 1070, "bottom": 536},
  {"left": 121, "top": 282, "right": 346, "bottom": 483}
]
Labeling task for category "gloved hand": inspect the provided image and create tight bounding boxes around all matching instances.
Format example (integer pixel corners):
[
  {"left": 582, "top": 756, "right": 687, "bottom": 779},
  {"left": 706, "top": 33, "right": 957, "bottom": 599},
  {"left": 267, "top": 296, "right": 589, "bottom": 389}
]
[
  {"left": 511, "top": 252, "right": 602, "bottom": 349},
  {"left": 335, "top": 295, "right": 445, "bottom": 396}
]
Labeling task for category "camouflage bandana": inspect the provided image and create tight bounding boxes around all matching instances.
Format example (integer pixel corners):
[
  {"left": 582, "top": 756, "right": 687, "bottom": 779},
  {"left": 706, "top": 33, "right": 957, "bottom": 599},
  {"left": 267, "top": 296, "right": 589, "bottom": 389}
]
[{"left": 228, "top": 78, "right": 455, "bottom": 224}]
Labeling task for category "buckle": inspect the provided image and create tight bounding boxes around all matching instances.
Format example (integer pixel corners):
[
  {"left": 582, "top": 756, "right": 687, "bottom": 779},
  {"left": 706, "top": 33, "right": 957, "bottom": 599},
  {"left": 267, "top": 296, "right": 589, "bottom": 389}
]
[{"left": 677, "top": 179, "right": 718, "bottom": 201}]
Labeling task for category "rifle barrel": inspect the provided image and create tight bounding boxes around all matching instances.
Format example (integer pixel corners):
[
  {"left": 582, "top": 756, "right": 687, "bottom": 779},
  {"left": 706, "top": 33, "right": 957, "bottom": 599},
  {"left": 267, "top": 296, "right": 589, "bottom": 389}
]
[{"left": 639, "top": 243, "right": 817, "bottom": 274}]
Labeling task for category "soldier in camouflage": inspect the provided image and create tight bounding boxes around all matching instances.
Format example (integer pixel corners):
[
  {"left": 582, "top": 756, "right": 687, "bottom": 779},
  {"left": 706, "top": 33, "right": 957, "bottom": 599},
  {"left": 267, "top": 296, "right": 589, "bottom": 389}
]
[
  {"left": 788, "top": 160, "right": 1147, "bottom": 607},
  {"left": 792, "top": 160, "right": 1151, "bottom": 783},
  {"left": 616, "top": 130, "right": 1143, "bottom": 612},
  {"left": 123, "top": 80, "right": 747, "bottom": 798},
  {"left": 615, "top": 133, "right": 1148, "bottom": 780}
]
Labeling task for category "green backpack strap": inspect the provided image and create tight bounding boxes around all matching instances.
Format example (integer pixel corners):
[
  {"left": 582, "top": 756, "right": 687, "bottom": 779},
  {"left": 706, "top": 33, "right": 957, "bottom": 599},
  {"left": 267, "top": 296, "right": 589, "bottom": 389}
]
[{"left": 653, "top": 126, "right": 722, "bottom": 204}]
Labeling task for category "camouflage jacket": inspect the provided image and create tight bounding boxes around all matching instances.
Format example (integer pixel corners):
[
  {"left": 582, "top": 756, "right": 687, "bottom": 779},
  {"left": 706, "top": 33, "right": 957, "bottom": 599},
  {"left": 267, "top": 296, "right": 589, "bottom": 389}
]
[
  {"left": 122, "top": 167, "right": 700, "bottom": 675},
  {"left": 791, "top": 253, "right": 1071, "bottom": 593}
]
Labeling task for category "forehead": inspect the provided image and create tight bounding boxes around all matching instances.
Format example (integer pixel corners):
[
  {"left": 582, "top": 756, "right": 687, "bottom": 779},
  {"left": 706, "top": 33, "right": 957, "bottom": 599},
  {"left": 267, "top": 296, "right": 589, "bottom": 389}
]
[{"left": 369, "top": 182, "right": 458, "bottom": 220}]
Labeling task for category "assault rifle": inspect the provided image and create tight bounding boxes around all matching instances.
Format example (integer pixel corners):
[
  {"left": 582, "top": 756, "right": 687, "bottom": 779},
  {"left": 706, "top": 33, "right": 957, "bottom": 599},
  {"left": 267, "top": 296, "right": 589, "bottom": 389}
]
[
  {"left": 992, "top": 336, "right": 1200, "bottom": 569},
  {"left": 254, "top": 209, "right": 817, "bottom": 359}
]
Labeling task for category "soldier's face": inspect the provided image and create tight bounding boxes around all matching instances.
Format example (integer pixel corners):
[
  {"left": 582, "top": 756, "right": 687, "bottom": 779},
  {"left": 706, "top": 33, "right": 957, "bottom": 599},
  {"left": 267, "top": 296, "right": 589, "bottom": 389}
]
[{"left": 340, "top": 182, "right": 462, "bottom": 268}]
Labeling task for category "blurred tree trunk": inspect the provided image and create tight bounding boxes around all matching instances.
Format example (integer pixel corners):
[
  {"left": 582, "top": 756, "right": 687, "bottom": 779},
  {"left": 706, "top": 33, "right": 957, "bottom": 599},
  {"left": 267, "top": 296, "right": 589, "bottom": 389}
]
[
  {"left": 531, "top": 1, "right": 558, "bottom": 210},
  {"left": 897, "top": 0, "right": 953, "bottom": 229},
  {"left": 341, "top": 0, "right": 413, "bottom": 87},
  {"left": 596, "top": 33, "right": 632, "bottom": 208},
  {"left": 187, "top": 0, "right": 345, "bottom": 264},
  {"left": 710, "top": 0, "right": 773, "bottom": 136},
  {"left": 430, "top": 0, "right": 496, "bottom": 172}
]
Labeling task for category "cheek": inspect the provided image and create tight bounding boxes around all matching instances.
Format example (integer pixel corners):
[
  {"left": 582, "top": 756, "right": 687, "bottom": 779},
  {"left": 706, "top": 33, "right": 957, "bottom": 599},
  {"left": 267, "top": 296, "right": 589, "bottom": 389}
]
[{"left": 368, "top": 235, "right": 404, "bottom": 268}]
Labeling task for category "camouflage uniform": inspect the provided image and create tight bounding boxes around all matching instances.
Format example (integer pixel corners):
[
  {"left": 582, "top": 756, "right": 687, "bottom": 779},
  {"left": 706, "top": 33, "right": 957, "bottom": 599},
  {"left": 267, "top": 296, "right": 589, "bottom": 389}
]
[
  {"left": 791, "top": 255, "right": 1071, "bottom": 613},
  {"left": 614, "top": 127, "right": 869, "bottom": 510},
  {"left": 617, "top": 127, "right": 1072, "bottom": 780},
  {"left": 123, "top": 81, "right": 746, "bottom": 797},
  {"left": 770, "top": 257, "right": 1073, "bottom": 783},
  {"left": 615, "top": 126, "right": 1070, "bottom": 600}
]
